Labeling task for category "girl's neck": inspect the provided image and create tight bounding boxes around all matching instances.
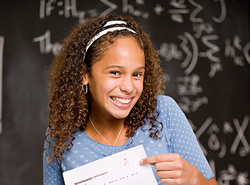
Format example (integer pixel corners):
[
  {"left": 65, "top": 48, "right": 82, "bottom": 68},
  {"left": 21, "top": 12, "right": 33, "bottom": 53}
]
[
  {"left": 89, "top": 113, "right": 124, "bottom": 132},
  {"left": 85, "top": 113, "right": 128, "bottom": 146}
]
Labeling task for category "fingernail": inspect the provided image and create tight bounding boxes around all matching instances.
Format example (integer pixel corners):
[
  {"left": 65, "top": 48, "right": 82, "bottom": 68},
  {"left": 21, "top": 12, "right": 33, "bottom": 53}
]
[{"left": 139, "top": 159, "right": 143, "bottom": 165}]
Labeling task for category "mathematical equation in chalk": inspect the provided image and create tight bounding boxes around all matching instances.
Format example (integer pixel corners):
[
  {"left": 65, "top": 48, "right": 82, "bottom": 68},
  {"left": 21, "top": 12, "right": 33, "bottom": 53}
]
[
  {"left": 39, "top": 0, "right": 98, "bottom": 23},
  {"left": 32, "top": 30, "right": 62, "bottom": 56},
  {"left": 209, "top": 161, "right": 250, "bottom": 185},
  {"left": 36, "top": 0, "right": 250, "bottom": 74},
  {"left": 167, "top": 0, "right": 226, "bottom": 23},
  {"left": 38, "top": 0, "right": 227, "bottom": 23},
  {"left": 32, "top": 28, "right": 250, "bottom": 79},
  {"left": 38, "top": 0, "right": 150, "bottom": 21},
  {"left": 176, "top": 74, "right": 208, "bottom": 113},
  {"left": 193, "top": 115, "right": 250, "bottom": 158},
  {"left": 159, "top": 32, "right": 250, "bottom": 78}
]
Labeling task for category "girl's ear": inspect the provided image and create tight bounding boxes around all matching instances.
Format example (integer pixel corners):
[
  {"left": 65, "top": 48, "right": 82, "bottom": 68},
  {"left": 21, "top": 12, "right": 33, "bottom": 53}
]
[{"left": 82, "top": 74, "right": 89, "bottom": 85}]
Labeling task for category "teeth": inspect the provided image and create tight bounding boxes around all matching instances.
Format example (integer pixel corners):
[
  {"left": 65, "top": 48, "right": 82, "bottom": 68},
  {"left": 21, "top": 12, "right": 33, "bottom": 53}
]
[{"left": 112, "top": 97, "right": 131, "bottom": 104}]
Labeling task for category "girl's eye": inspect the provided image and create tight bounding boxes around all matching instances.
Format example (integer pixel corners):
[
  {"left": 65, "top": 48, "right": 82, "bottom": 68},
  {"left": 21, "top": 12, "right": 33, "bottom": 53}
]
[
  {"left": 110, "top": 71, "right": 120, "bottom": 75},
  {"left": 133, "top": 73, "right": 143, "bottom": 77}
]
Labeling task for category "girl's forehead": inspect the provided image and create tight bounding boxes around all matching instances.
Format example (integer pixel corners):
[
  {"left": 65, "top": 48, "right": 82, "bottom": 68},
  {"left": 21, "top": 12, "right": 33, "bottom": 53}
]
[{"left": 91, "top": 37, "right": 145, "bottom": 70}]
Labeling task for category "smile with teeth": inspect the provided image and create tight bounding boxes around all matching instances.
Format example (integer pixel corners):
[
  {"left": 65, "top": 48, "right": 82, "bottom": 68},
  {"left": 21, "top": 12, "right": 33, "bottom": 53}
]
[{"left": 111, "top": 97, "right": 132, "bottom": 104}]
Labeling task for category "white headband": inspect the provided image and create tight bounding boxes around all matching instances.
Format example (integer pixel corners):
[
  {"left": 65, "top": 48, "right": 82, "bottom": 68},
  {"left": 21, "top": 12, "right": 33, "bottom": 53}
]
[{"left": 85, "top": 20, "right": 137, "bottom": 53}]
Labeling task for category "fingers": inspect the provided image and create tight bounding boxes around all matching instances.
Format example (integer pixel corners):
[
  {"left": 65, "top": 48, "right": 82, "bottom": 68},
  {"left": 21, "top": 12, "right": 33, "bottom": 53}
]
[
  {"left": 140, "top": 153, "right": 181, "bottom": 165},
  {"left": 156, "top": 169, "right": 184, "bottom": 185},
  {"left": 140, "top": 154, "right": 200, "bottom": 185},
  {"left": 156, "top": 169, "right": 177, "bottom": 178},
  {"left": 154, "top": 161, "right": 177, "bottom": 171}
]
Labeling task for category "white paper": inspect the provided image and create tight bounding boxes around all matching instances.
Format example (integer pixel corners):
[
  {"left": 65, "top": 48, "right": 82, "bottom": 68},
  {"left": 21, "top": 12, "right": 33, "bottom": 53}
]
[{"left": 63, "top": 145, "right": 158, "bottom": 185}]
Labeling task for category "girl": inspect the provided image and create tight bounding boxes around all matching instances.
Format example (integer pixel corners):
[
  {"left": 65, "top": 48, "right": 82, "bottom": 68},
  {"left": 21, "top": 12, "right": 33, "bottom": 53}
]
[{"left": 43, "top": 14, "right": 218, "bottom": 185}]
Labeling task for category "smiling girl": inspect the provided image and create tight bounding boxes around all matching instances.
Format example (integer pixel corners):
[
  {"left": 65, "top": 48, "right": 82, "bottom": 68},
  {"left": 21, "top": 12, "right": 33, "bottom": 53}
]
[{"left": 43, "top": 14, "right": 218, "bottom": 185}]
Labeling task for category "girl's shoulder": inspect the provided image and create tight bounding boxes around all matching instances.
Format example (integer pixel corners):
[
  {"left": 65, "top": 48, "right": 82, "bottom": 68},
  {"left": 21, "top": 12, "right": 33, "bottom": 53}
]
[{"left": 156, "top": 95, "right": 179, "bottom": 110}]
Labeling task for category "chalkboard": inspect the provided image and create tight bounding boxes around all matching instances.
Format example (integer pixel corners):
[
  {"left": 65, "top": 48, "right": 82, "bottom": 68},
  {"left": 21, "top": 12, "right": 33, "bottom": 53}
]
[{"left": 0, "top": 0, "right": 249, "bottom": 184}]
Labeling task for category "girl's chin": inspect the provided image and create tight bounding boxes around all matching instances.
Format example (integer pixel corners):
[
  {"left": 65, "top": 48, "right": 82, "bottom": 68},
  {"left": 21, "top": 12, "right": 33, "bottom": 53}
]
[{"left": 110, "top": 112, "right": 130, "bottom": 120}]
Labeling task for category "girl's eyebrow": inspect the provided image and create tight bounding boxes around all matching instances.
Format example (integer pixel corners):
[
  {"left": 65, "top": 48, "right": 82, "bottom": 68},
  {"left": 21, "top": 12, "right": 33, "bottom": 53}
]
[
  {"left": 104, "top": 65, "right": 124, "bottom": 70},
  {"left": 104, "top": 65, "right": 145, "bottom": 70}
]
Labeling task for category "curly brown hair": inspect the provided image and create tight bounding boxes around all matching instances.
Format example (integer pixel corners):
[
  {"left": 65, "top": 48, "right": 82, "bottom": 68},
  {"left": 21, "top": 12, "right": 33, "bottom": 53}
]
[{"left": 45, "top": 14, "right": 165, "bottom": 163}]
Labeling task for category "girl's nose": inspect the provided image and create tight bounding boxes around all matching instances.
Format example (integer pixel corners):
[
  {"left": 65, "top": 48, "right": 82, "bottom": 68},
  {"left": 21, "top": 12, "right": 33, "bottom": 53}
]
[{"left": 119, "top": 76, "right": 134, "bottom": 94}]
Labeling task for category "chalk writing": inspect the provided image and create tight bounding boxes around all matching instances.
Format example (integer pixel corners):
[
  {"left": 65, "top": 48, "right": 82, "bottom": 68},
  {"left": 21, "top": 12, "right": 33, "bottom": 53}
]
[
  {"left": 199, "top": 35, "right": 220, "bottom": 63},
  {"left": 0, "top": 36, "right": 3, "bottom": 134},
  {"left": 199, "top": 34, "right": 222, "bottom": 78},
  {"left": 159, "top": 32, "right": 225, "bottom": 78},
  {"left": 230, "top": 116, "right": 250, "bottom": 157},
  {"left": 207, "top": 123, "right": 227, "bottom": 158},
  {"left": 32, "top": 30, "right": 62, "bottom": 56},
  {"left": 193, "top": 22, "right": 214, "bottom": 39},
  {"left": 193, "top": 116, "right": 250, "bottom": 158},
  {"left": 217, "top": 165, "right": 250, "bottom": 185},
  {"left": 178, "top": 96, "right": 208, "bottom": 113},
  {"left": 177, "top": 74, "right": 202, "bottom": 96},
  {"left": 39, "top": 0, "right": 97, "bottom": 23},
  {"left": 195, "top": 117, "right": 213, "bottom": 156},
  {"left": 176, "top": 73, "right": 208, "bottom": 113},
  {"left": 100, "top": 0, "right": 118, "bottom": 16},
  {"left": 158, "top": 42, "right": 182, "bottom": 62},
  {"left": 40, "top": 0, "right": 78, "bottom": 18},
  {"left": 189, "top": 0, "right": 203, "bottom": 23},
  {"left": 122, "top": 0, "right": 150, "bottom": 19},
  {"left": 178, "top": 32, "right": 198, "bottom": 75},
  {"left": 168, "top": 0, "right": 189, "bottom": 23},
  {"left": 225, "top": 35, "right": 250, "bottom": 65},
  {"left": 223, "top": 122, "right": 234, "bottom": 134},
  {"left": 136, "top": 0, "right": 144, "bottom": 5},
  {"left": 212, "top": 0, "right": 226, "bottom": 23},
  {"left": 154, "top": 4, "right": 165, "bottom": 15},
  {"left": 168, "top": 0, "right": 227, "bottom": 24},
  {"left": 243, "top": 43, "right": 250, "bottom": 64}
]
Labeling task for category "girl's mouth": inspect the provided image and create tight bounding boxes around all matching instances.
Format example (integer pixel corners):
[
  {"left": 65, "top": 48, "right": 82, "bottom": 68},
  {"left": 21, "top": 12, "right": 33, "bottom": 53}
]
[{"left": 110, "top": 97, "right": 132, "bottom": 104}]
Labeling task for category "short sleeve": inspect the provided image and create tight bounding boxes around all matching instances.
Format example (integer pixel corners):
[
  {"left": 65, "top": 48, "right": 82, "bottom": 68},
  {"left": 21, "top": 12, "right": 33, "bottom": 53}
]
[
  {"left": 43, "top": 129, "right": 65, "bottom": 185},
  {"left": 158, "top": 95, "right": 214, "bottom": 180}
]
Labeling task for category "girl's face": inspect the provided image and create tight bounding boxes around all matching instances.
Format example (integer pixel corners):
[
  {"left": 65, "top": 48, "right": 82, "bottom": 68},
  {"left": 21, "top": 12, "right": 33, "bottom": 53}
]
[{"left": 84, "top": 37, "right": 145, "bottom": 120}]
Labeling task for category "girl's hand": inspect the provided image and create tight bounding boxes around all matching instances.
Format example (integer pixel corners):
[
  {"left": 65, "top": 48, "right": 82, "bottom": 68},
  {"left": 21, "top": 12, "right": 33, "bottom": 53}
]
[{"left": 140, "top": 153, "right": 215, "bottom": 185}]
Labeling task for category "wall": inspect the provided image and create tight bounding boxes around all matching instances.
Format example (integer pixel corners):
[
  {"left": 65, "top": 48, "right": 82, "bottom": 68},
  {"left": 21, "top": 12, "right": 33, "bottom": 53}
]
[{"left": 0, "top": 0, "right": 249, "bottom": 184}]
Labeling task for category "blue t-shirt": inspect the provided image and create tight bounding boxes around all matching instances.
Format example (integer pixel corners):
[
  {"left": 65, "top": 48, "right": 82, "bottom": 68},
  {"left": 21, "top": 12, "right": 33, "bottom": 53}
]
[{"left": 43, "top": 95, "right": 214, "bottom": 185}]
